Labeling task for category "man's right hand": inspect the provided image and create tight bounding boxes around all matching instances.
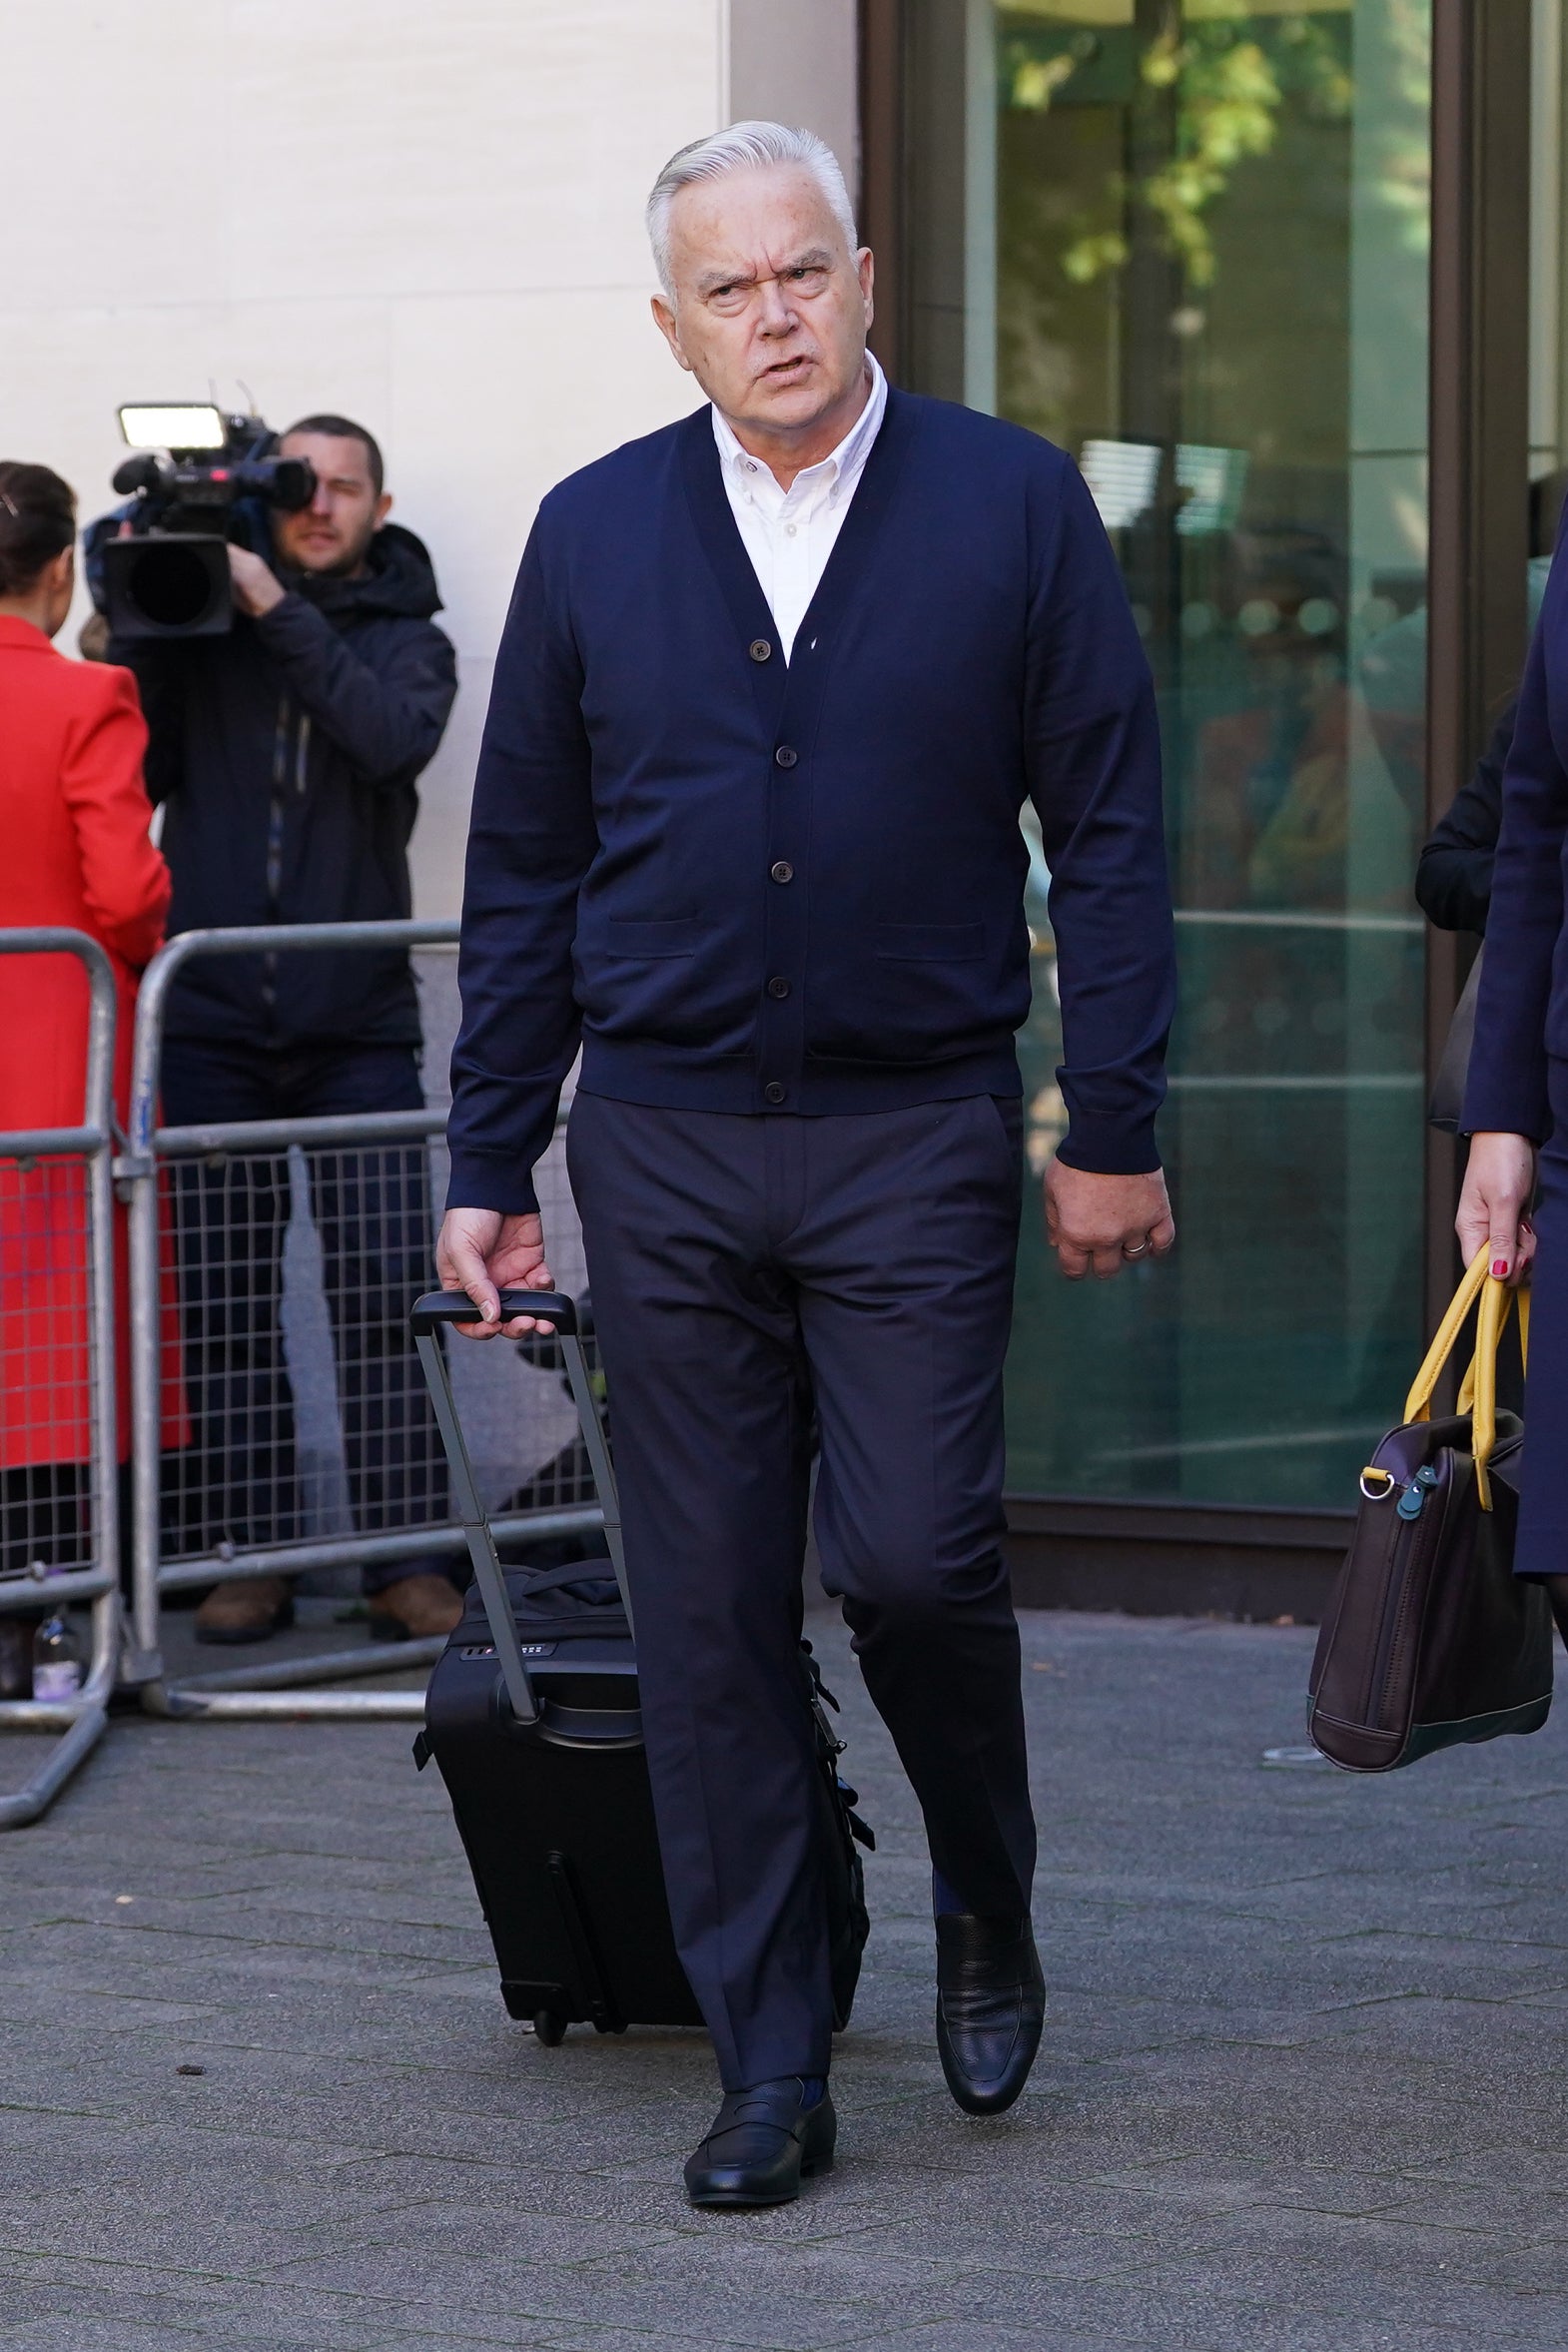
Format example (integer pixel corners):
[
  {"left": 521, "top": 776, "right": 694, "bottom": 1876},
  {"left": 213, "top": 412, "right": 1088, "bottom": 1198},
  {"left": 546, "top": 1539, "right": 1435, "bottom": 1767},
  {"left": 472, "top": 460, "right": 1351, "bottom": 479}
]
[{"left": 435, "top": 1208, "right": 559, "bottom": 1336}]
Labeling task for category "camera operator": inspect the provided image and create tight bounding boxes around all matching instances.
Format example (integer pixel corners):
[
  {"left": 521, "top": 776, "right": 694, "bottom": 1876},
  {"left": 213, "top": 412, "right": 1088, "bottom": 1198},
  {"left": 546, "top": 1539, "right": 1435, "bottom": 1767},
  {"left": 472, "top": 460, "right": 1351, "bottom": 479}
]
[{"left": 107, "top": 414, "right": 461, "bottom": 1645}]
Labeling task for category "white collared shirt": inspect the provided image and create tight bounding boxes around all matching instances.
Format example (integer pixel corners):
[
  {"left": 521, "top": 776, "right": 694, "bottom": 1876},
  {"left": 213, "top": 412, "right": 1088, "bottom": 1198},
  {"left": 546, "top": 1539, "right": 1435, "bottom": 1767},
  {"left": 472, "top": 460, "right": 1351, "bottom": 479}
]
[{"left": 711, "top": 355, "right": 888, "bottom": 662}]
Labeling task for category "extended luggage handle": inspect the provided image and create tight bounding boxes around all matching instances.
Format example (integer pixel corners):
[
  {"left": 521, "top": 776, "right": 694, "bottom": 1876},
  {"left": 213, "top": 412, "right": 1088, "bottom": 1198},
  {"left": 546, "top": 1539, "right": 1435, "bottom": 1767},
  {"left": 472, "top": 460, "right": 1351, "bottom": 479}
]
[
  {"left": 409, "top": 1289, "right": 633, "bottom": 1728},
  {"left": 1400, "top": 1247, "right": 1531, "bottom": 1512}
]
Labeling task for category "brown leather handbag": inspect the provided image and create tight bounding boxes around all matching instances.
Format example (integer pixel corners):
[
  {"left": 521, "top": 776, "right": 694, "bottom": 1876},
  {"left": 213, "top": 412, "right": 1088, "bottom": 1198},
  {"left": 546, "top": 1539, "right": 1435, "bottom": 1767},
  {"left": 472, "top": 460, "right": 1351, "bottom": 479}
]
[{"left": 1308, "top": 1251, "right": 1553, "bottom": 1772}]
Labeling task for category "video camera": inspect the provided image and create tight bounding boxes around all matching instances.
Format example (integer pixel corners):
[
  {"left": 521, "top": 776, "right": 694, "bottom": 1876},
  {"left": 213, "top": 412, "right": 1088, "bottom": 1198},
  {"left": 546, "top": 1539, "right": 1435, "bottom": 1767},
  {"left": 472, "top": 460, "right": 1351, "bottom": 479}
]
[{"left": 94, "top": 404, "right": 315, "bottom": 641}]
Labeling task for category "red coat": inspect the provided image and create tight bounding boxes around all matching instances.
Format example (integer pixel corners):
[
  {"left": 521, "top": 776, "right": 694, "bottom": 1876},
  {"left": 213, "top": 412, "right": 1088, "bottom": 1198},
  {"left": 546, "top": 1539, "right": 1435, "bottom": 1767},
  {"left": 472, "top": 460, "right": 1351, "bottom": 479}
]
[{"left": 0, "top": 616, "right": 173, "bottom": 1465}]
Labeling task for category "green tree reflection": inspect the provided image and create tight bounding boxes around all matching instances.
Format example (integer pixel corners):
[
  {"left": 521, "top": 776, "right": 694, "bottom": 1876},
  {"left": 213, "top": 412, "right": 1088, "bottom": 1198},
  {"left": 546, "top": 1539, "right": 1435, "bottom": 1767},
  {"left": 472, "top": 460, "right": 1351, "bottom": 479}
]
[{"left": 1005, "top": 2, "right": 1427, "bottom": 291}]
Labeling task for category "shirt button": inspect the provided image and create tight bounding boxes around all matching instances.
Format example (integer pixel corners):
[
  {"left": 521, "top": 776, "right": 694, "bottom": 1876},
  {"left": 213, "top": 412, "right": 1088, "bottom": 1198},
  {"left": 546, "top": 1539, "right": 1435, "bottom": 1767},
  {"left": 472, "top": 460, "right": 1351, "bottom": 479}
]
[
  {"left": 764, "top": 1081, "right": 787, "bottom": 1104},
  {"left": 767, "top": 976, "right": 790, "bottom": 1000},
  {"left": 770, "top": 860, "right": 794, "bottom": 885},
  {"left": 785, "top": 523, "right": 798, "bottom": 537},
  {"left": 749, "top": 638, "right": 772, "bottom": 663},
  {"left": 774, "top": 745, "right": 798, "bottom": 769}
]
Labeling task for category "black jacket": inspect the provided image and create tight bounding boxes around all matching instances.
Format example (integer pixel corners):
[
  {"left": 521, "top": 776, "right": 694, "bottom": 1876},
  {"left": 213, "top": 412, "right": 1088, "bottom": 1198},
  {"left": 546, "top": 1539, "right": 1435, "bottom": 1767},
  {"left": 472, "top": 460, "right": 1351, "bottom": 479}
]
[
  {"left": 111, "top": 523, "right": 457, "bottom": 1046},
  {"left": 1415, "top": 697, "right": 1514, "bottom": 937}
]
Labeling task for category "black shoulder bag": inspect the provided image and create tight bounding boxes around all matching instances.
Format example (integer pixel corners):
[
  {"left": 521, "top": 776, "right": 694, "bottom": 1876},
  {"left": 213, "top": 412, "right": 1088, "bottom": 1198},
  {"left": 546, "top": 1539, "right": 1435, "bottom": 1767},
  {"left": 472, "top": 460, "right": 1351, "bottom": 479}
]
[{"left": 1308, "top": 1250, "right": 1552, "bottom": 1772}]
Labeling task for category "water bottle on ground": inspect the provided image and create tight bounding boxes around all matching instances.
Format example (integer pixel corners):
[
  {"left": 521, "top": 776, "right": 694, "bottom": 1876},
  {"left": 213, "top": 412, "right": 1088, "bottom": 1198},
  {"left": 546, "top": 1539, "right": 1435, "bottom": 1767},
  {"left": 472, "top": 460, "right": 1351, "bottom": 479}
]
[
  {"left": 0, "top": 1614, "right": 31, "bottom": 1701},
  {"left": 31, "top": 1594, "right": 84, "bottom": 1702}
]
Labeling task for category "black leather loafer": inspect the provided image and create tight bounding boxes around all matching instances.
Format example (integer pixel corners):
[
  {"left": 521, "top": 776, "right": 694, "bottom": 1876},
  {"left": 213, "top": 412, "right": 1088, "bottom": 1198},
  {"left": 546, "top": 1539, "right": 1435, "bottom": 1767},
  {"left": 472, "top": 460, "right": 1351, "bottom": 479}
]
[
  {"left": 683, "top": 2077, "right": 837, "bottom": 2208},
  {"left": 935, "top": 1913, "right": 1045, "bottom": 2116}
]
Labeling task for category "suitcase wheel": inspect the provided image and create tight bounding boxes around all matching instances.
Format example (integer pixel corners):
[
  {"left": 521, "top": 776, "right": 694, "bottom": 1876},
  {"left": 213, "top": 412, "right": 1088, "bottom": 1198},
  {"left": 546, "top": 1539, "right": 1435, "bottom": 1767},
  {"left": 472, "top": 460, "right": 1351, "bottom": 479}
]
[{"left": 533, "top": 2008, "right": 568, "bottom": 2045}]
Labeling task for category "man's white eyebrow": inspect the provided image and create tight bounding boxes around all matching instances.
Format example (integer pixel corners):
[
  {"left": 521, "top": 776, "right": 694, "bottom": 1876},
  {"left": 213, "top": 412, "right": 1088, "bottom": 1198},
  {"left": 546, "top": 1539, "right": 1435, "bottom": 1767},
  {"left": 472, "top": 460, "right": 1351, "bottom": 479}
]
[
  {"left": 694, "top": 263, "right": 758, "bottom": 295},
  {"left": 693, "top": 248, "right": 835, "bottom": 295}
]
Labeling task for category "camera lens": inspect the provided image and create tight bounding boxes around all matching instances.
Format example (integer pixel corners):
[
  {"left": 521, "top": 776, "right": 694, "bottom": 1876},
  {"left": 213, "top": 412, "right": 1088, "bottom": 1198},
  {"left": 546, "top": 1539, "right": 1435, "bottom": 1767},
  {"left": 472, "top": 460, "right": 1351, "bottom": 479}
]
[
  {"left": 126, "top": 542, "right": 222, "bottom": 629},
  {"left": 272, "top": 457, "right": 315, "bottom": 511}
]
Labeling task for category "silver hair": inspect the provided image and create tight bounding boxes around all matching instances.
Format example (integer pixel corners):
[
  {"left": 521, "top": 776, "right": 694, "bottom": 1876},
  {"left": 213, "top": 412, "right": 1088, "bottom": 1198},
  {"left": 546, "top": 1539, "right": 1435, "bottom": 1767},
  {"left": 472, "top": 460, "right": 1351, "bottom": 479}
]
[{"left": 646, "top": 120, "right": 859, "bottom": 299}]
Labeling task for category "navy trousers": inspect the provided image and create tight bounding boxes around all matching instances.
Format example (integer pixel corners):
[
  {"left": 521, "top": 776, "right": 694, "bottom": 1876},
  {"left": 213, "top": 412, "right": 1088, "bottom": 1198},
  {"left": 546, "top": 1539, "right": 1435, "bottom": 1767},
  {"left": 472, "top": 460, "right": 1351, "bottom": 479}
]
[
  {"left": 160, "top": 1038, "right": 450, "bottom": 1595},
  {"left": 1517, "top": 1056, "right": 1568, "bottom": 1579},
  {"left": 566, "top": 1092, "right": 1037, "bottom": 2088}
]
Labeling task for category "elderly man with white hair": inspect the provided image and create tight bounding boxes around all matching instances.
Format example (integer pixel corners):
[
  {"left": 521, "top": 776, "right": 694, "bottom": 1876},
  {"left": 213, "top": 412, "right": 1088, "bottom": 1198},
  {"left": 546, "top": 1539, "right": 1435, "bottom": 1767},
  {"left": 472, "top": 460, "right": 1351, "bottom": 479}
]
[{"left": 438, "top": 121, "right": 1176, "bottom": 2206}]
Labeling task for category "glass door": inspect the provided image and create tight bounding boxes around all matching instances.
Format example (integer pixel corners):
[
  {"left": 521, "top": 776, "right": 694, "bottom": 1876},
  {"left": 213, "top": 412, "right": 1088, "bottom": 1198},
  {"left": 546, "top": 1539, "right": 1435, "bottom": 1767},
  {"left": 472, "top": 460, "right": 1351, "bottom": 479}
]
[{"left": 904, "top": 1, "right": 1433, "bottom": 1505}]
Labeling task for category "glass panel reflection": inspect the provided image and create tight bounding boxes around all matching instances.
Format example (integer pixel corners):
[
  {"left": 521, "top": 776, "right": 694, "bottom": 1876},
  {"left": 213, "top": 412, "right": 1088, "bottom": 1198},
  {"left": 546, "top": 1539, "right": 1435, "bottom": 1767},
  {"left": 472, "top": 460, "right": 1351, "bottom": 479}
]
[{"left": 945, "top": 1, "right": 1433, "bottom": 1503}]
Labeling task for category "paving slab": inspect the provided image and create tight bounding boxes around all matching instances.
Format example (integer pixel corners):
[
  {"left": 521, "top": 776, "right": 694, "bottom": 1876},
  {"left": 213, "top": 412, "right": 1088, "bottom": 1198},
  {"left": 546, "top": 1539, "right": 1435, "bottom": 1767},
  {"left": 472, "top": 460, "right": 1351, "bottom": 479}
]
[{"left": 4, "top": 1607, "right": 1568, "bottom": 2348}]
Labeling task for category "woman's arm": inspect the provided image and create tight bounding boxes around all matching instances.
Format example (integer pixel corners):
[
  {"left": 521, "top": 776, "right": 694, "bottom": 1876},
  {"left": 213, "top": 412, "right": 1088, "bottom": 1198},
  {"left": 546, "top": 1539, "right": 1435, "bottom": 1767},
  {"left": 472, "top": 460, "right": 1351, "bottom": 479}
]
[
  {"left": 1460, "top": 594, "right": 1568, "bottom": 1150},
  {"left": 1415, "top": 696, "right": 1512, "bottom": 935},
  {"left": 60, "top": 666, "right": 171, "bottom": 972}
]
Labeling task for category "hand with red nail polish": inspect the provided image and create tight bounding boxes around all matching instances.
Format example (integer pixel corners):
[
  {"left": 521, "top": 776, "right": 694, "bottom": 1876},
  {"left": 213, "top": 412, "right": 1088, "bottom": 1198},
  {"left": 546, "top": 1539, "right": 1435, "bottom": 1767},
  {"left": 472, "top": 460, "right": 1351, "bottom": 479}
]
[{"left": 1458, "top": 1133, "right": 1538, "bottom": 1288}]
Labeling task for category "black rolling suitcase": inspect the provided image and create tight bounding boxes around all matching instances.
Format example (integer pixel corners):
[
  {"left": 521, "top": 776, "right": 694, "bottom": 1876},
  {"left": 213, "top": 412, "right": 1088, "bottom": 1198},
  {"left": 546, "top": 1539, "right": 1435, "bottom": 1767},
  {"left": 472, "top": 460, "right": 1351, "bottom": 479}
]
[{"left": 409, "top": 1288, "right": 872, "bottom": 2045}]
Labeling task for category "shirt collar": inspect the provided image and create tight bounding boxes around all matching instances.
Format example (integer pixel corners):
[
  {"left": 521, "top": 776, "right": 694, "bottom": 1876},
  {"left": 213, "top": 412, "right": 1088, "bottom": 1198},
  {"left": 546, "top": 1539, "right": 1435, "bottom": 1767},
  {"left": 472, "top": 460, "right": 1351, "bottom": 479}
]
[{"left": 711, "top": 353, "right": 888, "bottom": 495}]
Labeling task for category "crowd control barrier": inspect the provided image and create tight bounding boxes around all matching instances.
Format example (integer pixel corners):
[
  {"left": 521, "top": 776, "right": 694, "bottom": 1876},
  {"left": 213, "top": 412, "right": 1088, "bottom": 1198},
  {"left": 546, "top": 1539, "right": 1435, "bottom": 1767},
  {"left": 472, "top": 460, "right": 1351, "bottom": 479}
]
[
  {"left": 0, "top": 931, "right": 123, "bottom": 1828},
  {"left": 123, "top": 921, "right": 602, "bottom": 1721}
]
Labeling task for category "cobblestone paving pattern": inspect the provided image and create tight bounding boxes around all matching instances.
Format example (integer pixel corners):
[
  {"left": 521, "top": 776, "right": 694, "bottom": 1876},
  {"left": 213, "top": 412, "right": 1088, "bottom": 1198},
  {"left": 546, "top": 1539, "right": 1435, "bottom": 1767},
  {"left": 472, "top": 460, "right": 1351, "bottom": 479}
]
[{"left": 3, "top": 1608, "right": 1568, "bottom": 2350}]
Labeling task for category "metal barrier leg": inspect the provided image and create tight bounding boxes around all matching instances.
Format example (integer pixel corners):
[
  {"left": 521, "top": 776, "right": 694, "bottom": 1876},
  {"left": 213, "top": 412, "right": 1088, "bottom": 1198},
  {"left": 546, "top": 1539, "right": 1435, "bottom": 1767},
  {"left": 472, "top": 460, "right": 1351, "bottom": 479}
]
[
  {"left": 146, "top": 1633, "right": 447, "bottom": 1716},
  {"left": 0, "top": 930, "right": 124, "bottom": 1828},
  {"left": 0, "top": 1705, "right": 109, "bottom": 1830},
  {"left": 0, "top": 1591, "right": 120, "bottom": 1831},
  {"left": 167, "top": 1635, "right": 449, "bottom": 1695},
  {"left": 155, "top": 1688, "right": 434, "bottom": 1721}
]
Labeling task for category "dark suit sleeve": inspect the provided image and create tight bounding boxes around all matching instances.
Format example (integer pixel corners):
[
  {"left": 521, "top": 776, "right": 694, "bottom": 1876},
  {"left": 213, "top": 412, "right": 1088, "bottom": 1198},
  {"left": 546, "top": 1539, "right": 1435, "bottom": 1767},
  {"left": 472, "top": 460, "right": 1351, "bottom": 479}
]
[
  {"left": 1024, "top": 458, "right": 1176, "bottom": 1175},
  {"left": 445, "top": 509, "right": 595, "bottom": 1213},
  {"left": 1461, "top": 622, "right": 1567, "bottom": 1142},
  {"left": 250, "top": 596, "right": 457, "bottom": 783},
  {"left": 102, "top": 639, "right": 185, "bottom": 807},
  {"left": 1415, "top": 698, "right": 1511, "bottom": 935}
]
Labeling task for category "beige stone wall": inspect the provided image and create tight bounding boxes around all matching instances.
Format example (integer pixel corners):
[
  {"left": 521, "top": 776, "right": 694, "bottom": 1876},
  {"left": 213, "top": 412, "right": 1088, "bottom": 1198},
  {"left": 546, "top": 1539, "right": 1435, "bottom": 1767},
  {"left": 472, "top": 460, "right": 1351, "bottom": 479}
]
[{"left": 2, "top": 2, "right": 859, "bottom": 917}]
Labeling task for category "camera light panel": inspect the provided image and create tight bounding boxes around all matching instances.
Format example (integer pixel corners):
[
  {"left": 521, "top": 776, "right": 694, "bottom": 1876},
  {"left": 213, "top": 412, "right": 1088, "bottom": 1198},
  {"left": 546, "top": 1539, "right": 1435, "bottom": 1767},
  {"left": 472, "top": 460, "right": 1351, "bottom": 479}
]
[{"left": 118, "top": 403, "right": 227, "bottom": 451}]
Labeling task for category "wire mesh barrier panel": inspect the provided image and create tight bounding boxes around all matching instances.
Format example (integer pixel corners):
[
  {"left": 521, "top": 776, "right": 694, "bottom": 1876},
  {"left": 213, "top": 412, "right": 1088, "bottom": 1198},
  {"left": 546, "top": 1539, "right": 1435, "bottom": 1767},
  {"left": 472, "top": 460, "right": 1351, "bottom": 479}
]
[
  {"left": 160, "top": 1139, "right": 450, "bottom": 1561},
  {"left": 2, "top": 1168, "right": 96, "bottom": 1573},
  {"left": 124, "top": 925, "right": 601, "bottom": 1719},
  {"left": 0, "top": 931, "right": 122, "bottom": 1828},
  {"left": 155, "top": 1133, "right": 595, "bottom": 1566}
]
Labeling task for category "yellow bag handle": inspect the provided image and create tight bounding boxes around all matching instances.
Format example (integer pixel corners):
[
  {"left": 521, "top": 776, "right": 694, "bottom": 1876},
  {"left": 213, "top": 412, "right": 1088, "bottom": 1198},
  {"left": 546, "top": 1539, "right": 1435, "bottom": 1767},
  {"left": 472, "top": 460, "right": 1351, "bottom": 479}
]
[
  {"left": 1455, "top": 1284, "right": 1529, "bottom": 1411},
  {"left": 1457, "top": 1280, "right": 1529, "bottom": 1511},
  {"left": 1402, "top": 1247, "right": 1489, "bottom": 1426},
  {"left": 1400, "top": 1246, "right": 1529, "bottom": 1514}
]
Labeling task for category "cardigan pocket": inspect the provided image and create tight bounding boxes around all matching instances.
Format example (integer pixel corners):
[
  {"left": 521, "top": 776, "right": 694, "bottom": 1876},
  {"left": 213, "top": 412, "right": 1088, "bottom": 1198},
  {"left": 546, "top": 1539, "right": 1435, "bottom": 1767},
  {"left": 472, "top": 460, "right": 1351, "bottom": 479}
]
[
  {"left": 873, "top": 921, "right": 988, "bottom": 961},
  {"left": 602, "top": 917, "right": 708, "bottom": 958}
]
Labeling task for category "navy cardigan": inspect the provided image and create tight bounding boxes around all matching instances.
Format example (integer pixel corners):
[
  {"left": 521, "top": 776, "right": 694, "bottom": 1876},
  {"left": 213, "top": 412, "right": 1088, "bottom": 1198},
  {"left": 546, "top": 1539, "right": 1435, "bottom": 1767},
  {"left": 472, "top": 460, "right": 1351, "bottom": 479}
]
[
  {"left": 1464, "top": 532, "right": 1568, "bottom": 1142},
  {"left": 448, "top": 388, "right": 1176, "bottom": 1212}
]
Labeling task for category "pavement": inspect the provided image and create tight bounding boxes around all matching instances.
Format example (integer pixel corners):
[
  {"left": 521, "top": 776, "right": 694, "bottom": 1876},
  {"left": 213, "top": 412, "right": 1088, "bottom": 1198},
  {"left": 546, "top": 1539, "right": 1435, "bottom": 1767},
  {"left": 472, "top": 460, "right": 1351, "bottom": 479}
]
[{"left": 4, "top": 1605, "right": 1568, "bottom": 2352}]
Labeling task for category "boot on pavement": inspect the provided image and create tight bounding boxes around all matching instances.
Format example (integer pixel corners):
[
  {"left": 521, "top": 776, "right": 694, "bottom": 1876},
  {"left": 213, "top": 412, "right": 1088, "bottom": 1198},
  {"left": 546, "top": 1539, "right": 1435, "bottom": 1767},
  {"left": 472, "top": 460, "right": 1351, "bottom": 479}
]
[
  {"left": 193, "top": 1574, "right": 295, "bottom": 1646},
  {"left": 366, "top": 1574, "right": 464, "bottom": 1642}
]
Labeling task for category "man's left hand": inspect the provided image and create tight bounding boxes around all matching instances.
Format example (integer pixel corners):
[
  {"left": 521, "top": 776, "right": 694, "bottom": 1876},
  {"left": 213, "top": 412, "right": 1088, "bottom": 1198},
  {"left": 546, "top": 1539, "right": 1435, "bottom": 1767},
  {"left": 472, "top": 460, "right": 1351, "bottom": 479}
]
[
  {"left": 1045, "top": 1162, "right": 1175, "bottom": 1280},
  {"left": 228, "top": 543, "right": 287, "bottom": 618}
]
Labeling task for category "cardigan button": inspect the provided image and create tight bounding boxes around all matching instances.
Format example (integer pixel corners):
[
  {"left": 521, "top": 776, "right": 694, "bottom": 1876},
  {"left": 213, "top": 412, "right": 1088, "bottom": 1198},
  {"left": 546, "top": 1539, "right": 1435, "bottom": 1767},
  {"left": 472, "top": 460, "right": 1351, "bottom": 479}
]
[
  {"left": 764, "top": 1081, "right": 787, "bottom": 1104},
  {"left": 749, "top": 638, "right": 773, "bottom": 663},
  {"left": 774, "top": 744, "right": 798, "bottom": 768},
  {"left": 767, "top": 976, "right": 791, "bottom": 1000},
  {"left": 770, "top": 860, "right": 794, "bottom": 884}
]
